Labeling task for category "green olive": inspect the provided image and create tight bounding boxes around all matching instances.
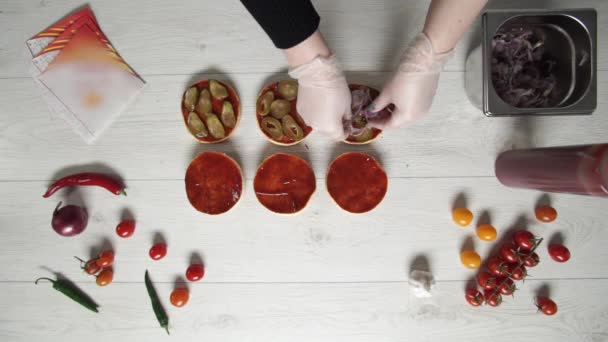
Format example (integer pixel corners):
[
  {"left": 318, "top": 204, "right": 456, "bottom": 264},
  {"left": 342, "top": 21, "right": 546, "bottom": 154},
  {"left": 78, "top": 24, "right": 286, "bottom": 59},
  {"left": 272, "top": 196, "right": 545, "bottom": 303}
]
[
  {"left": 351, "top": 127, "right": 375, "bottom": 143},
  {"left": 209, "top": 80, "right": 229, "bottom": 100},
  {"left": 220, "top": 101, "right": 237, "bottom": 128},
  {"left": 187, "top": 112, "right": 208, "bottom": 138},
  {"left": 270, "top": 99, "right": 291, "bottom": 119},
  {"left": 257, "top": 91, "right": 274, "bottom": 116},
  {"left": 277, "top": 80, "right": 298, "bottom": 101},
  {"left": 205, "top": 114, "right": 226, "bottom": 139},
  {"left": 351, "top": 114, "right": 368, "bottom": 129},
  {"left": 281, "top": 115, "right": 304, "bottom": 141},
  {"left": 183, "top": 87, "right": 199, "bottom": 111},
  {"left": 261, "top": 117, "right": 284, "bottom": 141},
  {"left": 196, "top": 89, "right": 212, "bottom": 114}
]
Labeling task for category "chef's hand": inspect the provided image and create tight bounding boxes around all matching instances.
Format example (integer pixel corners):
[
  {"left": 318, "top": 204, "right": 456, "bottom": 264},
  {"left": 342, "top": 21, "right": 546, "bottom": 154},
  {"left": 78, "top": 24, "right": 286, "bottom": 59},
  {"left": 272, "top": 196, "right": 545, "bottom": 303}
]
[
  {"left": 288, "top": 55, "right": 351, "bottom": 140},
  {"left": 283, "top": 30, "right": 351, "bottom": 141},
  {"left": 368, "top": 33, "right": 451, "bottom": 129}
]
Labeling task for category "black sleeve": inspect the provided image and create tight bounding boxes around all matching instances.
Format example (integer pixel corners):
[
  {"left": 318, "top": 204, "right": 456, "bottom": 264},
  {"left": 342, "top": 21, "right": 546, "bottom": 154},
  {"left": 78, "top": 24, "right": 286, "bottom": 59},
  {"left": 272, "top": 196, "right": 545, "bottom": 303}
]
[{"left": 240, "top": 0, "right": 320, "bottom": 49}]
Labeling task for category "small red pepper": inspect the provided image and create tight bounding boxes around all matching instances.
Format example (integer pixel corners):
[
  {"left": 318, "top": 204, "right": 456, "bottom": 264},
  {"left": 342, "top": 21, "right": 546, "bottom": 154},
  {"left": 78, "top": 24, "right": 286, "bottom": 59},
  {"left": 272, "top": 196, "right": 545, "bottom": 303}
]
[{"left": 43, "top": 173, "right": 126, "bottom": 198}]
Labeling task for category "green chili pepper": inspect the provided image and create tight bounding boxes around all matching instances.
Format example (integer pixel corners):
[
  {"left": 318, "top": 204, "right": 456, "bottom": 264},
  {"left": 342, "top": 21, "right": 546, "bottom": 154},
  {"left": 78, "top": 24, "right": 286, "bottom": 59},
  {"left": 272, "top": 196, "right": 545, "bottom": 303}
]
[
  {"left": 35, "top": 277, "right": 99, "bottom": 313},
  {"left": 145, "top": 270, "right": 170, "bottom": 335}
]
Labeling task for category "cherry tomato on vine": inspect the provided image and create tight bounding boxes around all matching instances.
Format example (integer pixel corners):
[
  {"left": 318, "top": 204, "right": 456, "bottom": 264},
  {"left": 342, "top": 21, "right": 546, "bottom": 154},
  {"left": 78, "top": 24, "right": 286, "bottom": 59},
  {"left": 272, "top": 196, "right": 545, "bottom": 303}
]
[
  {"left": 477, "top": 271, "right": 502, "bottom": 290},
  {"left": 149, "top": 243, "right": 167, "bottom": 260},
  {"left": 476, "top": 224, "right": 497, "bottom": 241},
  {"left": 508, "top": 264, "right": 526, "bottom": 281},
  {"left": 170, "top": 288, "right": 189, "bottom": 307},
  {"left": 523, "top": 252, "right": 540, "bottom": 267},
  {"left": 535, "top": 206, "right": 557, "bottom": 223},
  {"left": 96, "top": 268, "right": 113, "bottom": 286},
  {"left": 95, "top": 250, "right": 114, "bottom": 268},
  {"left": 498, "top": 278, "right": 516, "bottom": 295},
  {"left": 460, "top": 250, "right": 481, "bottom": 269},
  {"left": 513, "top": 231, "right": 537, "bottom": 251},
  {"left": 465, "top": 289, "right": 484, "bottom": 307},
  {"left": 548, "top": 244, "right": 570, "bottom": 263},
  {"left": 488, "top": 256, "right": 508, "bottom": 277},
  {"left": 186, "top": 264, "right": 205, "bottom": 282},
  {"left": 84, "top": 260, "right": 101, "bottom": 275},
  {"left": 452, "top": 208, "right": 473, "bottom": 227},
  {"left": 484, "top": 290, "right": 502, "bottom": 307},
  {"left": 116, "top": 220, "right": 136, "bottom": 238},
  {"left": 500, "top": 242, "right": 521, "bottom": 263},
  {"left": 536, "top": 296, "right": 558, "bottom": 315}
]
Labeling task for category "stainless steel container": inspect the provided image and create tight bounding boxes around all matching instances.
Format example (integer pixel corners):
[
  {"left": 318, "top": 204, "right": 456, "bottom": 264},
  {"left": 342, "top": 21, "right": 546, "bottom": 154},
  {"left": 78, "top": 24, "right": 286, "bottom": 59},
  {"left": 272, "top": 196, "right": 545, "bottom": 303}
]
[{"left": 465, "top": 9, "right": 597, "bottom": 116}]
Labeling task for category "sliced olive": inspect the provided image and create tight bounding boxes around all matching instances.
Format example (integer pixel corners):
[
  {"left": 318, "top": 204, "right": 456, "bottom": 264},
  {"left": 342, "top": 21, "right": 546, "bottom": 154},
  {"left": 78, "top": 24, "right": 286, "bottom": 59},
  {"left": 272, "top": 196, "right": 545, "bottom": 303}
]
[
  {"left": 351, "top": 114, "right": 368, "bottom": 129},
  {"left": 351, "top": 127, "right": 375, "bottom": 143},
  {"left": 187, "top": 112, "right": 208, "bottom": 138},
  {"left": 281, "top": 115, "right": 304, "bottom": 141},
  {"left": 270, "top": 99, "right": 291, "bottom": 119},
  {"left": 257, "top": 91, "right": 274, "bottom": 116},
  {"left": 183, "top": 87, "right": 199, "bottom": 111},
  {"left": 209, "top": 80, "right": 229, "bottom": 100},
  {"left": 278, "top": 80, "right": 298, "bottom": 101},
  {"left": 220, "top": 101, "right": 237, "bottom": 128},
  {"left": 196, "top": 89, "right": 212, "bottom": 114},
  {"left": 205, "top": 114, "right": 226, "bottom": 139},
  {"left": 261, "top": 117, "right": 284, "bottom": 141}
]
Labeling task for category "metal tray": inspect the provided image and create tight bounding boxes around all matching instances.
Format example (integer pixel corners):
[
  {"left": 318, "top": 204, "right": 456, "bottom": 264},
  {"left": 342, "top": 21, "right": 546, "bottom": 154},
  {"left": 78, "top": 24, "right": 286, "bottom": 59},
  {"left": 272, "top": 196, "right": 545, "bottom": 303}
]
[{"left": 465, "top": 9, "right": 597, "bottom": 116}]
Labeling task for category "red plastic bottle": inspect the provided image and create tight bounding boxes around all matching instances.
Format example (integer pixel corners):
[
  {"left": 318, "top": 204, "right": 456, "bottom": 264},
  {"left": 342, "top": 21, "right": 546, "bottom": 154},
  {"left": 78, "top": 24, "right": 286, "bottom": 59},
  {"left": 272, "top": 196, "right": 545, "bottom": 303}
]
[{"left": 495, "top": 144, "right": 608, "bottom": 197}]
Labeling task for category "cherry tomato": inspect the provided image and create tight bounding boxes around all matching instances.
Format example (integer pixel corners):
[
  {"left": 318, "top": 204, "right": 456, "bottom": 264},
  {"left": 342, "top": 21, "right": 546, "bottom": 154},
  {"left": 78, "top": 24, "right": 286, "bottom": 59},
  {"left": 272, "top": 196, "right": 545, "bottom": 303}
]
[
  {"left": 186, "top": 264, "right": 205, "bottom": 282},
  {"left": 513, "top": 231, "right": 537, "bottom": 251},
  {"left": 460, "top": 250, "right": 481, "bottom": 269},
  {"left": 95, "top": 250, "right": 114, "bottom": 268},
  {"left": 477, "top": 271, "right": 500, "bottom": 290},
  {"left": 170, "top": 288, "right": 189, "bottom": 307},
  {"left": 476, "top": 224, "right": 497, "bottom": 241},
  {"left": 508, "top": 264, "right": 526, "bottom": 281},
  {"left": 452, "top": 208, "right": 473, "bottom": 227},
  {"left": 535, "top": 206, "right": 557, "bottom": 223},
  {"left": 116, "top": 220, "right": 136, "bottom": 238},
  {"left": 84, "top": 260, "right": 101, "bottom": 275},
  {"left": 465, "top": 289, "right": 484, "bottom": 307},
  {"left": 484, "top": 290, "right": 502, "bottom": 307},
  {"left": 536, "top": 296, "right": 558, "bottom": 315},
  {"left": 499, "top": 242, "right": 521, "bottom": 263},
  {"left": 149, "top": 243, "right": 167, "bottom": 260},
  {"left": 487, "top": 256, "right": 508, "bottom": 277},
  {"left": 96, "top": 268, "right": 113, "bottom": 286},
  {"left": 522, "top": 252, "right": 540, "bottom": 268},
  {"left": 498, "top": 278, "right": 516, "bottom": 295},
  {"left": 548, "top": 244, "right": 570, "bottom": 263}
]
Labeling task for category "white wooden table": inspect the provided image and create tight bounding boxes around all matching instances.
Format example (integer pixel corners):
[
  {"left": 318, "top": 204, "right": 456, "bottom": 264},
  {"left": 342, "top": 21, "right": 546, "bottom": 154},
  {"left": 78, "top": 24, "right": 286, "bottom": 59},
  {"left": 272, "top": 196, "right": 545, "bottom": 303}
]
[{"left": 1, "top": 0, "right": 607, "bottom": 341}]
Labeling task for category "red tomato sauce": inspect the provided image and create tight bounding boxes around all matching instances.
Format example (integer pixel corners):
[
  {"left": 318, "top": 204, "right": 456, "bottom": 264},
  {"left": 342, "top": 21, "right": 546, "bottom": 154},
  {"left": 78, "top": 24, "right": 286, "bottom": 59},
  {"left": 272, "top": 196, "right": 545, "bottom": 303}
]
[
  {"left": 185, "top": 152, "right": 243, "bottom": 215},
  {"left": 254, "top": 153, "right": 316, "bottom": 214},
  {"left": 326, "top": 152, "right": 387, "bottom": 213}
]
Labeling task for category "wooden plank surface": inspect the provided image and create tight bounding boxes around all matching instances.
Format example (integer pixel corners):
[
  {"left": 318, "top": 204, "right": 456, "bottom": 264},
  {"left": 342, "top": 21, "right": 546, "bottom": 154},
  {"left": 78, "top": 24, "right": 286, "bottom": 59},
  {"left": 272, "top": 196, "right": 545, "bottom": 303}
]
[
  {"left": 0, "top": 0, "right": 607, "bottom": 341},
  {"left": 1, "top": 279, "right": 606, "bottom": 342}
]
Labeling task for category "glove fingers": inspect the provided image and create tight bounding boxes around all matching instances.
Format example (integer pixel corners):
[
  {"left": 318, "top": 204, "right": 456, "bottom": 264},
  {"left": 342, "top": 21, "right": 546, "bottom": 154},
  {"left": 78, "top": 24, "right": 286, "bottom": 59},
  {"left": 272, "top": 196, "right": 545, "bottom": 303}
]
[{"left": 369, "top": 90, "right": 392, "bottom": 114}]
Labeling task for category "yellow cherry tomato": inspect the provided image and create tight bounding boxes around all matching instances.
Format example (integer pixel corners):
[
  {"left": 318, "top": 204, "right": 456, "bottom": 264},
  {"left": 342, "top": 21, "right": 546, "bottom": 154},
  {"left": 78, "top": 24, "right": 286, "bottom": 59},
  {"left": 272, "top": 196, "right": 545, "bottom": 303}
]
[
  {"left": 460, "top": 250, "right": 481, "bottom": 269},
  {"left": 452, "top": 208, "right": 473, "bottom": 227},
  {"left": 476, "top": 224, "right": 497, "bottom": 241}
]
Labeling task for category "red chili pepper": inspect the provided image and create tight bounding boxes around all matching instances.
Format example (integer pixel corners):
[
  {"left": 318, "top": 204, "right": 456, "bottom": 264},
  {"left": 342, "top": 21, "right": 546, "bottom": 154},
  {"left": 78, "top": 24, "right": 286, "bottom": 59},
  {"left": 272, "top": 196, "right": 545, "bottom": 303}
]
[{"left": 43, "top": 173, "right": 126, "bottom": 198}]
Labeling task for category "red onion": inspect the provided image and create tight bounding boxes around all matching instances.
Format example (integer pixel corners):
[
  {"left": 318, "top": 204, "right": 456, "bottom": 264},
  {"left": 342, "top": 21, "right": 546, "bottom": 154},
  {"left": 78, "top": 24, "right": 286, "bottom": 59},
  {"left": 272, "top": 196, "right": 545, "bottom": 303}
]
[{"left": 52, "top": 202, "right": 88, "bottom": 237}]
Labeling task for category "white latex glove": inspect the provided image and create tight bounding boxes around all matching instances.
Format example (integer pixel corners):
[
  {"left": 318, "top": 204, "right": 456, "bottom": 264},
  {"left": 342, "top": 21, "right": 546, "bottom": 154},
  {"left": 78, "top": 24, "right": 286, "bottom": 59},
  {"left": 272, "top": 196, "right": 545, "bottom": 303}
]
[
  {"left": 289, "top": 55, "right": 351, "bottom": 140},
  {"left": 368, "top": 33, "right": 452, "bottom": 129}
]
